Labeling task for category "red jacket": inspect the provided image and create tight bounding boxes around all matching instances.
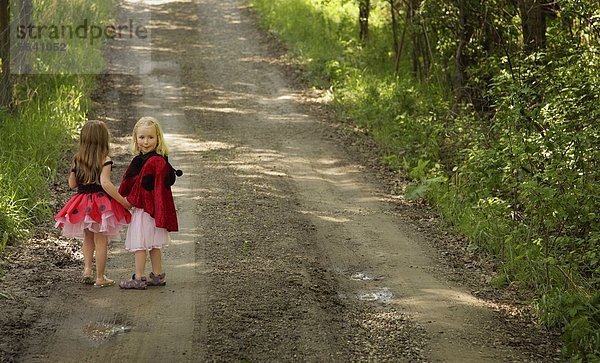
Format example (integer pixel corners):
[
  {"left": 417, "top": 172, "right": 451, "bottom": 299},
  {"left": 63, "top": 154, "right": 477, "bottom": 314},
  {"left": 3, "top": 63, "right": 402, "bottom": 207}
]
[{"left": 119, "top": 152, "right": 180, "bottom": 232}]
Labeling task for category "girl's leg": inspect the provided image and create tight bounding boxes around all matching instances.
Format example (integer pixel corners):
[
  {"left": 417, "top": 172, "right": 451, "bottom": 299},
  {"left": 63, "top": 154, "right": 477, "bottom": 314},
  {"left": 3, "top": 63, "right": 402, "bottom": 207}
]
[
  {"left": 134, "top": 250, "right": 147, "bottom": 280},
  {"left": 118, "top": 250, "right": 147, "bottom": 289},
  {"left": 149, "top": 248, "right": 162, "bottom": 275},
  {"left": 82, "top": 229, "right": 94, "bottom": 277},
  {"left": 94, "top": 233, "right": 113, "bottom": 285},
  {"left": 148, "top": 248, "right": 166, "bottom": 286}
]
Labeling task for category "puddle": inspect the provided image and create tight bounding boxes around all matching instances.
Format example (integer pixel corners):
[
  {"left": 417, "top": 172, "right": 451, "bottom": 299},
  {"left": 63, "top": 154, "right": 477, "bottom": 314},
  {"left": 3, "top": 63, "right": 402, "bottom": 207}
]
[
  {"left": 358, "top": 288, "right": 393, "bottom": 303},
  {"left": 82, "top": 321, "right": 132, "bottom": 341}
]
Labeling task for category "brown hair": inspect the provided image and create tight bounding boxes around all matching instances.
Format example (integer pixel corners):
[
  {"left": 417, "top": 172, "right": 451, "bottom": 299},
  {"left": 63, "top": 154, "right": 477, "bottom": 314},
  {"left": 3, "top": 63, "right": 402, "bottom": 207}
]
[{"left": 73, "top": 120, "right": 110, "bottom": 184}]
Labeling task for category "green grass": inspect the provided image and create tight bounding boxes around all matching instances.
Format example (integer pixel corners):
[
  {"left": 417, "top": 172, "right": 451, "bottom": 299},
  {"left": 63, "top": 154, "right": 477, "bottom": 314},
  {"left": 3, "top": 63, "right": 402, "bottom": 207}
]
[{"left": 0, "top": 0, "right": 114, "bottom": 243}]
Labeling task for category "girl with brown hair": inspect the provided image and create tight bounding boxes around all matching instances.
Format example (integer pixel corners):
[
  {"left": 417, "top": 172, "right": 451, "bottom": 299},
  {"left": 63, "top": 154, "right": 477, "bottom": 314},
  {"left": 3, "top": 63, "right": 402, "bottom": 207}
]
[{"left": 54, "top": 120, "right": 132, "bottom": 287}]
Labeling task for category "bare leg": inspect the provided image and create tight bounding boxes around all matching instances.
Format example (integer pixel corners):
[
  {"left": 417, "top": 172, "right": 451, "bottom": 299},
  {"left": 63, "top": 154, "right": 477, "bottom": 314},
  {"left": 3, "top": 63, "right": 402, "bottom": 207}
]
[
  {"left": 149, "top": 248, "right": 162, "bottom": 275},
  {"left": 94, "top": 233, "right": 113, "bottom": 285},
  {"left": 134, "top": 250, "right": 147, "bottom": 280},
  {"left": 82, "top": 229, "right": 94, "bottom": 277}
]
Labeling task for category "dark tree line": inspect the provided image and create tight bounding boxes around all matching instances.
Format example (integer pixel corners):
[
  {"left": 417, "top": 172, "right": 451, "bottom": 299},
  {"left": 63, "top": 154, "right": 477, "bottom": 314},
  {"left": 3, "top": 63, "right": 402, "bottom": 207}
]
[{"left": 357, "top": 0, "right": 595, "bottom": 104}]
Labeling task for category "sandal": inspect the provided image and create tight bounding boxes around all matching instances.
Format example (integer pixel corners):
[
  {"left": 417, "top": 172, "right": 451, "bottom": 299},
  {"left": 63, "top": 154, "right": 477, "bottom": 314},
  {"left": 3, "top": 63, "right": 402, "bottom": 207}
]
[
  {"left": 81, "top": 270, "right": 96, "bottom": 285},
  {"left": 147, "top": 272, "right": 166, "bottom": 286},
  {"left": 94, "top": 276, "right": 115, "bottom": 288},
  {"left": 82, "top": 276, "right": 95, "bottom": 285},
  {"left": 119, "top": 274, "right": 147, "bottom": 290}
]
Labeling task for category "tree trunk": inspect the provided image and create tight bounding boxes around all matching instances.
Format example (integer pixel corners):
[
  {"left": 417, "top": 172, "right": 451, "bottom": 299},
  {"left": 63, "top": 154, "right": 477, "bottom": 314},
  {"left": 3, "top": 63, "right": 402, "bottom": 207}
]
[
  {"left": 390, "top": 1, "right": 398, "bottom": 54},
  {"left": 0, "top": 0, "right": 12, "bottom": 109},
  {"left": 407, "top": 0, "right": 419, "bottom": 78},
  {"left": 519, "top": 0, "right": 547, "bottom": 51},
  {"left": 393, "top": 6, "right": 408, "bottom": 76},
  {"left": 15, "top": 0, "right": 33, "bottom": 74},
  {"left": 359, "top": 0, "right": 370, "bottom": 43},
  {"left": 454, "top": 0, "right": 475, "bottom": 101}
]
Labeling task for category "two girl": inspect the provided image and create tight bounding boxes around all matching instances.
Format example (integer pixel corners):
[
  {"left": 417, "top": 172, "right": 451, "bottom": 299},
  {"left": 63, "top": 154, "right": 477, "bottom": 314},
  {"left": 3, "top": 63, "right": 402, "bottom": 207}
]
[{"left": 55, "top": 117, "right": 180, "bottom": 289}]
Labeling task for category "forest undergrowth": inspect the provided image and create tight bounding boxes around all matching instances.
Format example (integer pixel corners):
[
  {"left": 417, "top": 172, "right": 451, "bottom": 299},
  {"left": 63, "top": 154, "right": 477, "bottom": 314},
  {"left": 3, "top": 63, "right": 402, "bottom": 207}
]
[
  {"left": 249, "top": 0, "right": 600, "bottom": 360},
  {"left": 0, "top": 0, "right": 112, "bottom": 248}
]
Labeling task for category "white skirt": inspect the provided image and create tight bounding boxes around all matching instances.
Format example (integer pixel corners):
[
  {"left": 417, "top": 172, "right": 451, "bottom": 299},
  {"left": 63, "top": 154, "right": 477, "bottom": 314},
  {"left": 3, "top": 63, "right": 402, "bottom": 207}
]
[{"left": 125, "top": 208, "right": 170, "bottom": 251}]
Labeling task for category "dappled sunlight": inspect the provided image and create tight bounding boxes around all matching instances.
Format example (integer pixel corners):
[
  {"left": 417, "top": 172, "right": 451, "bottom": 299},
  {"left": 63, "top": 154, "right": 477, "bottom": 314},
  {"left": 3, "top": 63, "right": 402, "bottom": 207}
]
[
  {"left": 171, "top": 188, "right": 211, "bottom": 199},
  {"left": 263, "top": 114, "right": 312, "bottom": 123},
  {"left": 318, "top": 166, "right": 361, "bottom": 177},
  {"left": 256, "top": 90, "right": 304, "bottom": 103},
  {"left": 315, "top": 157, "right": 342, "bottom": 165},
  {"left": 166, "top": 134, "right": 235, "bottom": 152},
  {"left": 169, "top": 231, "right": 196, "bottom": 239},
  {"left": 149, "top": 21, "right": 196, "bottom": 31},
  {"left": 133, "top": 101, "right": 161, "bottom": 109},
  {"left": 299, "top": 209, "right": 352, "bottom": 223},
  {"left": 238, "top": 55, "right": 285, "bottom": 66},
  {"left": 292, "top": 174, "right": 365, "bottom": 188},
  {"left": 141, "top": 0, "right": 188, "bottom": 5},
  {"left": 185, "top": 106, "right": 252, "bottom": 115},
  {"left": 167, "top": 238, "right": 195, "bottom": 247},
  {"left": 172, "top": 262, "right": 201, "bottom": 269},
  {"left": 397, "top": 287, "right": 503, "bottom": 313},
  {"left": 262, "top": 170, "right": 287, "bottom": 177}
]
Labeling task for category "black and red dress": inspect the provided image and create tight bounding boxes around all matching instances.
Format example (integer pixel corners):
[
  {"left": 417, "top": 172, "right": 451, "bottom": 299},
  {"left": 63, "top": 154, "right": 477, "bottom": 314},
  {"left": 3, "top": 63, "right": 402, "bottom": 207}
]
[{"left": 54, "top": 161, "right": 131, "bottom": 240}]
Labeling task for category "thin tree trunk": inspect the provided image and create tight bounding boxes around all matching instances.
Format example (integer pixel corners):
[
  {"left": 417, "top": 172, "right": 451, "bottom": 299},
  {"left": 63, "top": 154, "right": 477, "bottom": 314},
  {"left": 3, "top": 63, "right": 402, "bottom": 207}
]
[
  {"left": 0, "top": 0, "right": 12, "bottom": 109},
  {"left": 359, "top": 0, "right": 370, "bottom": 43},
  {"left": 391, "top": 0, "right": 398, "bottom": 56},
  {"left": 394, "top": 10, "right": 408, "bottom": 76},
  {"left": 519, "top": 0, "right": 547, "bottom": 51},
  {"left": 408, "top": 0, "right": 419, "bottom": 78},
  {"left": 15, "top": 0, "right": 33, "bottom": 74},
  {"left": 454, "top": 0, "right": 474, "bottom": 101}
]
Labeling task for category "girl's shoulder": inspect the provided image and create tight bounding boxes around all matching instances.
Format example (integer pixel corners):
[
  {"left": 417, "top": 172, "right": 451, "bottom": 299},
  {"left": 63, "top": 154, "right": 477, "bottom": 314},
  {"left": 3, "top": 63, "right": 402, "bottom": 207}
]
[{"left": 147, "top": 154, "right": 169, "bottom": 167}]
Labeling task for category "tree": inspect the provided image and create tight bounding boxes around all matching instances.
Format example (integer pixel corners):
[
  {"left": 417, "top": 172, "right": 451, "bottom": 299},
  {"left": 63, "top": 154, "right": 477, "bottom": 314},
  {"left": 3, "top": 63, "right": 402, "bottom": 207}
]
[
  {"left": 359, "top": 0, "right": 370, "bottom": 43},
  {"left": 15, "top": 0, "right": 33, "bottom": 74},
  {"left": 454, "top": 0, "right": 476, "bottom": 101},
  {"left": 409, "top": 0, "right": 431, "bottom": 80},
  {"left": 0, "top": 0, "right": 12, "bottom": 109},
  {"left": 390, "top": 0, "right": 406, "bottom": 75},
  {"left": 519, "top": 0, "right": 547, "bottom": 51}
]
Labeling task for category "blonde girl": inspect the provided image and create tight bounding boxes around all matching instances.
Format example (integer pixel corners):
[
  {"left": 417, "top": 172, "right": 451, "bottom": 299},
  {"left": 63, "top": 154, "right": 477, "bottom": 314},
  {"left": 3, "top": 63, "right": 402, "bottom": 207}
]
[{"left": 118, "top": 117, "right": 181, "bottom": 289}]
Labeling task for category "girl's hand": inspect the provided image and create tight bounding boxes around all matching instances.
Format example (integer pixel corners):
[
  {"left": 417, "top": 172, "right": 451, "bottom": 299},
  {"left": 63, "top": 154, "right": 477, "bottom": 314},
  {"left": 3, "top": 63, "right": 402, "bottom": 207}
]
[{"left": 123, "top": 200, "right": 133, "bottom": 210}]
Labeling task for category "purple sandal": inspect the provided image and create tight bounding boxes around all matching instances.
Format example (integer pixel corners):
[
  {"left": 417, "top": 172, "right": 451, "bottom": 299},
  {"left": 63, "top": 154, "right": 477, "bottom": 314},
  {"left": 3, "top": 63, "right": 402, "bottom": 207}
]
[
  {"left": 119, "top": 274, "right": 147, "bottom": 290},
  {"left": 147, "top": 272, "right": 166, "bottom": 286}
]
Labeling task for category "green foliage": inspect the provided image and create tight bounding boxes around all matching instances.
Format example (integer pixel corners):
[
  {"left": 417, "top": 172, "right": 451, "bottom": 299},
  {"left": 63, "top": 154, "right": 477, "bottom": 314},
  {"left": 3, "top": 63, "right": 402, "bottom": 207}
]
[
  {"left": 404, "top": 159, "right": 445, "bottom": 200},
  {"left": 0, "top": 75, "right": 92, "bottom": 242},
  {"left": 252, "top": 0, "right": 595, "bottom": 358},
  {"left": 537, "top": 290, "right": 600, "bottom": 360},
  {"left": 0, "top": 0, "right": 112, "bottom": 243}
]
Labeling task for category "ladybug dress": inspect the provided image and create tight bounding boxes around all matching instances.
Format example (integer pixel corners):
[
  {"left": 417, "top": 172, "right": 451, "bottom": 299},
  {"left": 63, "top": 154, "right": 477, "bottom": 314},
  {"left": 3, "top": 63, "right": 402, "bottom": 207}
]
[{"left": 54, "top": 161, "right": 131, "bottom": 240}]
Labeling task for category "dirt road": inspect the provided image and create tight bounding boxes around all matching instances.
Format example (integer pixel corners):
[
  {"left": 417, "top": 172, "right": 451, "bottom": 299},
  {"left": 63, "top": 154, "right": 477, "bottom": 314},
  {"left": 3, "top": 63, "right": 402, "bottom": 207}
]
[{"left": 2, "top": 0, "right": 560, "bottom": 362}]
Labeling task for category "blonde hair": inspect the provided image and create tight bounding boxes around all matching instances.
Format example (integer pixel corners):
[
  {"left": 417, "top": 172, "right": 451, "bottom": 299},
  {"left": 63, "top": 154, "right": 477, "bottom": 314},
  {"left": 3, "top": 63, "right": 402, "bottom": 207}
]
[
  {"left": 131, "top": 116, "right": 169, "bottom": 156},
  {"left": 73, "top": 120, "right": 110, "bottom": 184}
]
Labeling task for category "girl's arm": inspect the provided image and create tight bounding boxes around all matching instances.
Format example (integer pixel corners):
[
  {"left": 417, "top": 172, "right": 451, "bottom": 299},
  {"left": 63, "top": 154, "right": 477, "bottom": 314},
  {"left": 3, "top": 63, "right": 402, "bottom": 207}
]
[
  {"left": 100, "top": 160, "right": 133, "bottom": 209},
  {"left": 68, "top": 161, "right": 77, "bottom": 189},
  {"left": 68, "top": 170, "right": 77, "bottom": 189}
]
